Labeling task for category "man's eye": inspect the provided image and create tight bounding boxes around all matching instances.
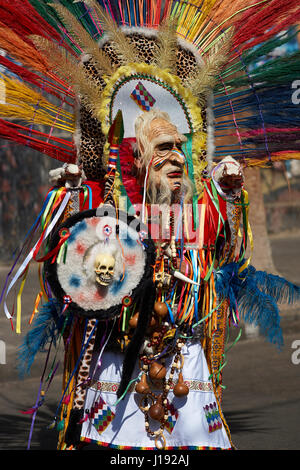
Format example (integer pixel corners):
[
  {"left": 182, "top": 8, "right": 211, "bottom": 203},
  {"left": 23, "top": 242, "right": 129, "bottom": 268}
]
[{"left": 157, "top": 143, "right": 173, "bottom": 152}]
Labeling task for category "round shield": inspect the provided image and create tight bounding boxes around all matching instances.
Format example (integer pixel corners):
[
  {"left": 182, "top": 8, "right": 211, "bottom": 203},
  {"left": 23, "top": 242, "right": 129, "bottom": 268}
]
[{"left": 45, "top": 206, "right": 155, "bottom": 320}]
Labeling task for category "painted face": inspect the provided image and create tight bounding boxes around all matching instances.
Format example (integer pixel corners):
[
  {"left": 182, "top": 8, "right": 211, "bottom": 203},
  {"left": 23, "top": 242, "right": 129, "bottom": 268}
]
[{"left": 147, "top": 118, "right": 187, "bottom": 193}]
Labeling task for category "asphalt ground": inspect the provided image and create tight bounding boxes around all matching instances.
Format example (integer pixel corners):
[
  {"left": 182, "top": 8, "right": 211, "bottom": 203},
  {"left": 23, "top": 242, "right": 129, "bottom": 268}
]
[{"left": 0, "top": 234, "right": 299, "bottom": 452}]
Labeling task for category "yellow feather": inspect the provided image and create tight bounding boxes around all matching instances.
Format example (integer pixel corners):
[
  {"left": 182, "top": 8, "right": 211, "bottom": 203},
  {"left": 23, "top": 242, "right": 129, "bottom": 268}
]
[{"left": 0, "top": 75, "right": 75, "bottom": 132}]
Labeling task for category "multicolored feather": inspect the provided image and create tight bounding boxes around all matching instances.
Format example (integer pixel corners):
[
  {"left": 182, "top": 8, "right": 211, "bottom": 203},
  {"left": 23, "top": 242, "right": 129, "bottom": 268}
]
[{"left": 0, "top": 0, "right": 299, "bottom": 167}]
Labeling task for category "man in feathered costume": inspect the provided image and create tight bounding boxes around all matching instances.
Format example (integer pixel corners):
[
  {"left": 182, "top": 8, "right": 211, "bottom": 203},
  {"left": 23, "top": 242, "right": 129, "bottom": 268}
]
[{"left": 1, "top": 0, "right": 300, "bottom": 451}]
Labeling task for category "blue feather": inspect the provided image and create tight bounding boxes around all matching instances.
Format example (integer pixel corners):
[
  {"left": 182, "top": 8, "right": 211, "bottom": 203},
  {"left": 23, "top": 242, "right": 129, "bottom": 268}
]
[
  {"left": 247, "top": 266, "right": 300, "bottom": 304},
  {"left": 214, "top": 262, "right": 300, "bottom": 349},
  {"left": 17, "top": 299, "right": 63, "bottom": 378}
]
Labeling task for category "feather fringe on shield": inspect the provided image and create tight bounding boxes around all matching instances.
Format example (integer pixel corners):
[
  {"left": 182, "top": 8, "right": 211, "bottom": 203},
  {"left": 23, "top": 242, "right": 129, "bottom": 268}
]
[
  {"left": 17, "top": 299, "right": 62, "bottom": 378},
  {"left": 214, "top": 262, "right": 300, "bottom": 349}
]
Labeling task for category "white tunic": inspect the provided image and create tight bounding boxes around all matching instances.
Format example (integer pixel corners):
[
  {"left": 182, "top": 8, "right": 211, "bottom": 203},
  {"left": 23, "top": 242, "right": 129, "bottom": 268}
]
[{"left": 80, "top": 342, "right": 233, "bottom": 450}]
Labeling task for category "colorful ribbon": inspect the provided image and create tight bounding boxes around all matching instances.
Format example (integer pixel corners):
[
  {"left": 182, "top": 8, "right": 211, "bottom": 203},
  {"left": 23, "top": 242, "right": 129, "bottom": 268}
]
[
  {"left": 33, "top": 228, "right": 70, "bottom": 264},
  {"left": 3, "top": 190, "right": 71, "bottom": 321}
]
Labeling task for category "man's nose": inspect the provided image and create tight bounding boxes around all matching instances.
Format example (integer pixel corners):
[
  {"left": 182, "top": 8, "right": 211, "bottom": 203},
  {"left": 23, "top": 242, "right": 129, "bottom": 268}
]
[{"left": 171, "top": 148, "right": 186, "bottom": 164}]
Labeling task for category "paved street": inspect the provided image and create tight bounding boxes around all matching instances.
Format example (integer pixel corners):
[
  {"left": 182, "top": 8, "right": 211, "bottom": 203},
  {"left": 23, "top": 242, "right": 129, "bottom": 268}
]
[
  {"left": 222, "top": 332, "right": 300, "bottom": 450},
  {"left": 0, "top": 235, "right": 299, "bottom": 451}
]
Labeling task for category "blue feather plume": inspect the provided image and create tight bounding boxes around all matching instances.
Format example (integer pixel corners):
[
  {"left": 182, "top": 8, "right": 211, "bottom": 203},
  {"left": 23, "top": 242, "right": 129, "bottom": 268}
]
[
  {"left": 246, "top": 266, "right": 300, "bottom": 304},
  {"left": 17, "top": 298, "right": 63, "bottom": 378},
  {"left": 214, "top": 262, "right": 300, "bottom": 349}
]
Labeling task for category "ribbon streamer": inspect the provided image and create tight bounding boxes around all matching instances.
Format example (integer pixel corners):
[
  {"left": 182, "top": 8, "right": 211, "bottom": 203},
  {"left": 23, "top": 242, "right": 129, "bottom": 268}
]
[
  {"left": 29, "top": 291, "right": 43, "bottom": 325},
  {"left": 16, "top": 266, "right": 29, "bottom": 334},
  {"left": 33, "top": 229, "right": 70, "bottom": 264},
  {"left": 3, "top": 191, "right": 71, "bottom": 321}
]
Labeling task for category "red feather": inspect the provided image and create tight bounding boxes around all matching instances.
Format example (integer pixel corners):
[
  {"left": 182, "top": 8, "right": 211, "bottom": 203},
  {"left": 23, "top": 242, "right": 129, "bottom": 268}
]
[
  {"left": 233, "top": 0, "right": 300, "bottom": 54},
  {"left": 0, "top": 56, "right": 73, "bottom": 104},
  {"left": 0, "top": 119, "right": 76, "bottom": 163},
  {"left": 0, "top": 0, "right": 77, "bottom": 57},
  {"left": 0, "top": 0, "right": 61, "bottom": 42}
]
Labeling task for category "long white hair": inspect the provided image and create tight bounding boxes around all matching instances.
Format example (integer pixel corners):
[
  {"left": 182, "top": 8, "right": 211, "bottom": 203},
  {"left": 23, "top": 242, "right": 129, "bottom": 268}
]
[{"left": 134, "top": 108, "right": 173, "bottom": 168}]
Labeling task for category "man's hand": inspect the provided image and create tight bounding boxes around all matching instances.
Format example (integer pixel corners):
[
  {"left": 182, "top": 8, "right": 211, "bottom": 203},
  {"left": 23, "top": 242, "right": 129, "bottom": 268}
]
[
  {"left": 49, "top": 163, "right": 86, "bottom": 188},
  {"left": 212, "top": 156, "right": 244, "bottom": 198},
  {"left": 218, "top": 172, "right": 244, "bottom": 194}
]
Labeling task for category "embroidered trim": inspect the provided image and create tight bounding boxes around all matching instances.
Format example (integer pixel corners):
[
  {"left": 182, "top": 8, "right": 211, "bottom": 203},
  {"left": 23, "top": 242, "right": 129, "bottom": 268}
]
[
  {"left": 80, "top": 436, "right": 232, "bottom": 450},
  {"left": 130, "top": 81, "right": 156, "bottom": 111},
  {"left": 203, "top": 402, "right": 223, "bottom": 433},
  {"left": 90, "top": 397, "right": 115, "bottom": 435},
  {"left": 89, "top": 379, "right": 213, "bottom": 393},
  {"left": 165, "top": 402, "right": 179, "bottom": 434}
]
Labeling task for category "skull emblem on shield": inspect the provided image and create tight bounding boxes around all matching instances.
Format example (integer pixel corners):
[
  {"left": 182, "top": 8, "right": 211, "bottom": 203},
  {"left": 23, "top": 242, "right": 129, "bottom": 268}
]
[{"left": 94, "top": 253, "right": 116, "bottom": 287}]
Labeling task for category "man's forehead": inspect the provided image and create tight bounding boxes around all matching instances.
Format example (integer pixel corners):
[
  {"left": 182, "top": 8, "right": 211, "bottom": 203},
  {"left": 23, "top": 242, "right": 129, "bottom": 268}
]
[{"left": 146, "top": 118, "right": 178, "bottom": 139}]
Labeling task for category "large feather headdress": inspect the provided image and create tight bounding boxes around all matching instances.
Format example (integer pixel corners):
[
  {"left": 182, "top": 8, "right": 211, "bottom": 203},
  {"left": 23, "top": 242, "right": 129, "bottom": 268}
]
[
  {"left": 0, "top": 0, "right": 300, "bottom": 199},
  {"left": 28, "top": 1, "right": 233, "bottom": 200}
]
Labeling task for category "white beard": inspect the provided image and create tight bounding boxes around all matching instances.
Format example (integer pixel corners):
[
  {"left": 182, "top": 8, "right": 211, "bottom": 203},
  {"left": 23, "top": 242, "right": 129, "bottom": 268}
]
[{"left": 146, "top": 166, "right": 193, "bottom": 206}]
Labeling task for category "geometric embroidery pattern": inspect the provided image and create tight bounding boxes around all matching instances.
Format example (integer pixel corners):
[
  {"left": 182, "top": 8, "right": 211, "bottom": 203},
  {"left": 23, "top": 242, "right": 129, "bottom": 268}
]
[
  {"left": 203, "top": 402, "right": 222, "bottom": 433},
  {"left": 90, "top": 379, "right": 213, "bottom": 393},
  {"left": 130, "top": 81, "right": 156, "bottom": 111},
  {"left": 165, "top": 402, "right": 179, "bottom": 434},
  {"left": 91, "top": 396, "right": 115, "bottom": 435}
]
